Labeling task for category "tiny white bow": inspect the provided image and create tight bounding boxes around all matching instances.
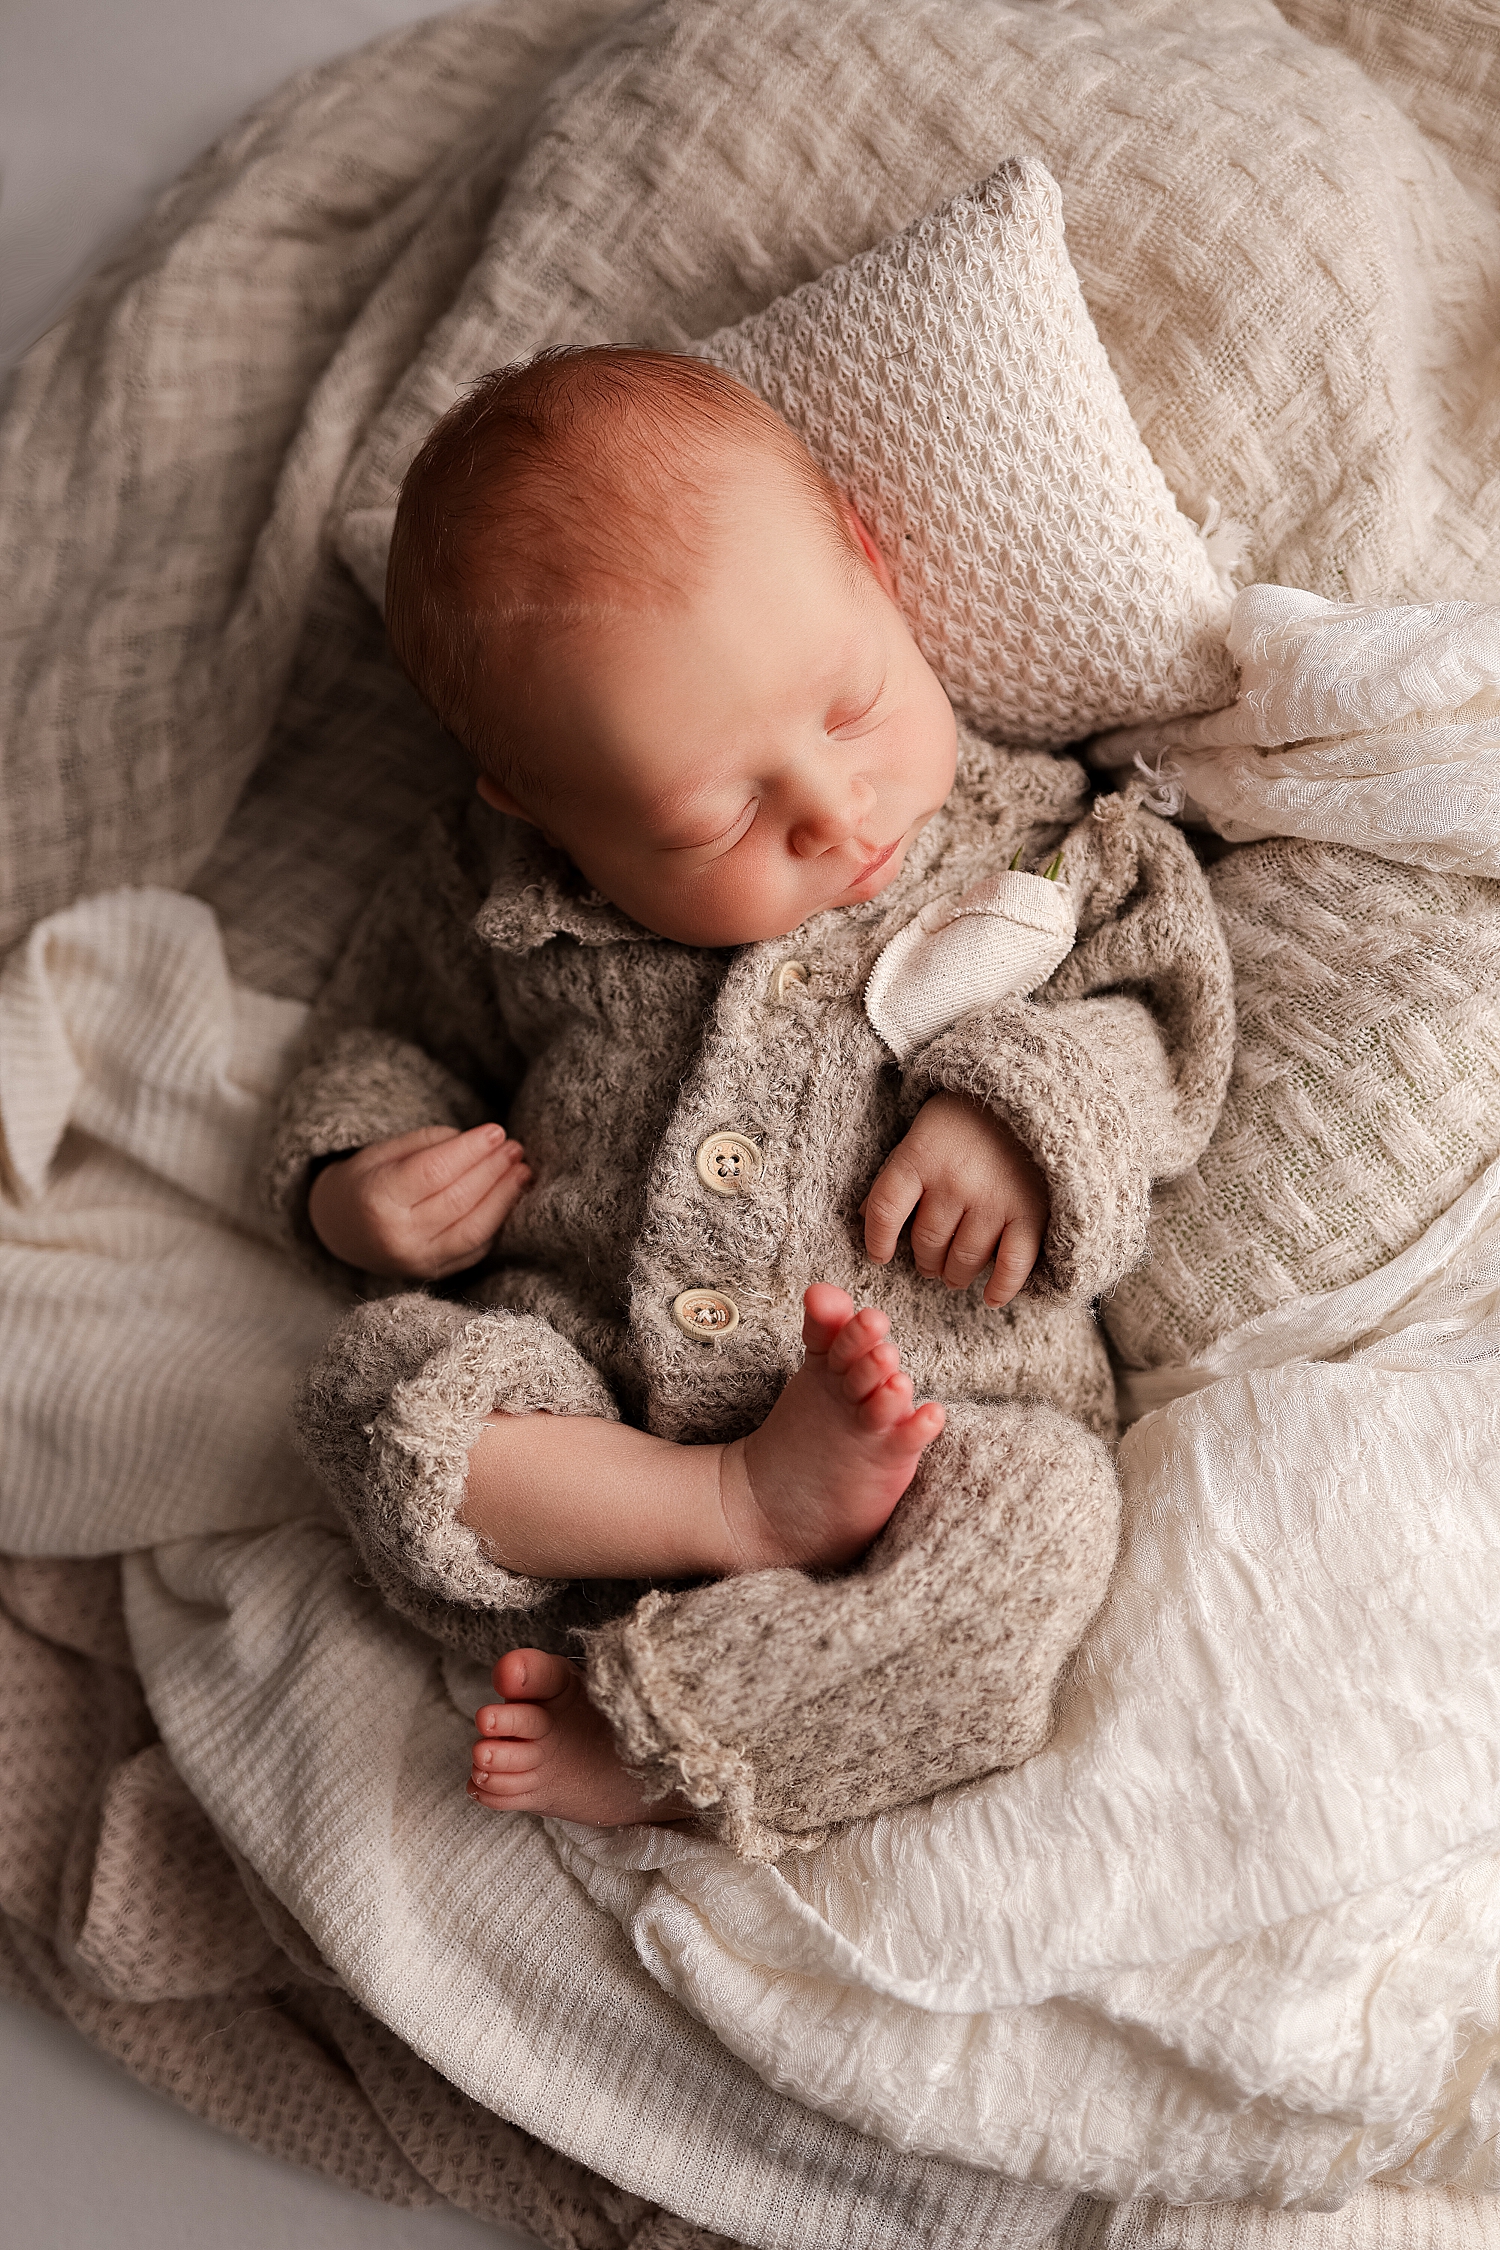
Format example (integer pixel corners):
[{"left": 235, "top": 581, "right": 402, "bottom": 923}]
[{"left": 864, "top": 867, "right": 1076, "bottom": 1061}]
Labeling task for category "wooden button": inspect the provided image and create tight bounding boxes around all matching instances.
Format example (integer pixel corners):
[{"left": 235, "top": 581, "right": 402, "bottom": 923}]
[
  {"left": 771, "top": 960, "right": 810, "bottom": 1000},
  {"left": 671, "top": 1289, "right": 741, "bottom": 1339},
  {"left": 695, "top": 1130, "right": 764, "bottom": 1196}
]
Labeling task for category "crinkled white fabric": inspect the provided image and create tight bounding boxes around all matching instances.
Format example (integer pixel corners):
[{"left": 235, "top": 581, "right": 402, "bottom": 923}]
[
  {"left": 553, "top": 1152, "right": 1500, "bottom": 2207},
  {"left": 0, "top": 888, "right": 339, "bottom": 1554},
  {"left": 863, "top": 869, "right": 1076, "bottom": 1062},
  {"left": 1095, "top": 588, "right": 1500, "bottom": 877}
]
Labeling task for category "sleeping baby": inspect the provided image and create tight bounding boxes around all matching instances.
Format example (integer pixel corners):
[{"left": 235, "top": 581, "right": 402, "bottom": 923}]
[{"left": 267, "top": 347, "right": 1235, "bottom": 1858}]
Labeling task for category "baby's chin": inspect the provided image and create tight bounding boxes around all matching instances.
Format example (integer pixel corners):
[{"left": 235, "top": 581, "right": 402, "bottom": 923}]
[{"left": 648, "top": 856, "right": 915, "bottom": 948}]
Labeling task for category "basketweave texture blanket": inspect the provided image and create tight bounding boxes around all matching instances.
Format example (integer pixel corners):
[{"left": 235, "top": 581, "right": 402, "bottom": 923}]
[
  {"left": 5, "top": 0, "right": 1500, "bottom": 2242},
  {"left": 7, "top": 0, "right": 1500, "bottom": 980}
]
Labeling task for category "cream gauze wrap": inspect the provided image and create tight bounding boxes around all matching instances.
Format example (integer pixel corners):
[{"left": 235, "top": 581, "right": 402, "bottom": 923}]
[{"left": 553, "top": 588, "right": 1500, "bottom": 2207}]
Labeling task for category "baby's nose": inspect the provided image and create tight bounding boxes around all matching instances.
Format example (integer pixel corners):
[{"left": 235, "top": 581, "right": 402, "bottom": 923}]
[{"left": 789, "top": 776, "right": 876, "bottom": 856}]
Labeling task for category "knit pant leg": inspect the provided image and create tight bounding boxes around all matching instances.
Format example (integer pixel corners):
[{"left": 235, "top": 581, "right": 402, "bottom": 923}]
[
  {"left": 293, "top": 1294, "right": 637, "bottom": 1664},
  {"left": 583, "top": 1399, "right": 1120, "bottom": 1859}
]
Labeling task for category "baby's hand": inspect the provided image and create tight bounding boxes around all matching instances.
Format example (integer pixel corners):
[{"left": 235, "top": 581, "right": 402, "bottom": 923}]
[
  {"left": 307, "top": 1123, "right": 530, "bottom": 1279},
  {"left": 862, "top": 1093, "right": 1048, "bottom": 1308}
]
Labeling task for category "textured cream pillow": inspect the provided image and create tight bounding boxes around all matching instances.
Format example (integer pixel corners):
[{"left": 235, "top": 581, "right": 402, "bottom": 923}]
[
  {"left": 685, "top": 159, "right": 1234, "bottom": 745},
  {"left": 336, "top": 159, "right": 1234, "bottom": 747}
]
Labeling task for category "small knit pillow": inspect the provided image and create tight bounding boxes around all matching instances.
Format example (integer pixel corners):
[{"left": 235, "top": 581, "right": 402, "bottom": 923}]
[{"left": 686, "top": 160, "right": 1235, "bottom": 746}]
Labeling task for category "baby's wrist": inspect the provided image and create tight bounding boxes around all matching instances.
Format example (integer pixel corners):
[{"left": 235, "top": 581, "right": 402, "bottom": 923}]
[{"left": 306, "top": 1151, "right": 365, "bottom": 1260}]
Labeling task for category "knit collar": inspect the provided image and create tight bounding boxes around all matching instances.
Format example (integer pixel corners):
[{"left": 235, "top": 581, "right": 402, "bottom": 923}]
[{"left": 472, "top": 817, "right": 661, "bottom": 954}]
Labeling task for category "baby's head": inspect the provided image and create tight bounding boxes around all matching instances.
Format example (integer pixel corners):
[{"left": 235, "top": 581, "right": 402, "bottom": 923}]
[{"left": 386, "top": 347, "right": 957, "bottom": 946}]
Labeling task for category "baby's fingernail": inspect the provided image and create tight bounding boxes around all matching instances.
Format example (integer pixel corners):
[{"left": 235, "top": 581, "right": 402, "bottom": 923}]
[{"left": 480, "top": 1122, "right": 505, "bottom": 1144}]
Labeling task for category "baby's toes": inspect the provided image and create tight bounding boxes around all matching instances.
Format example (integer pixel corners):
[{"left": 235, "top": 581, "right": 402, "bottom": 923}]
[
  {"left": 470, "top": 1735, "right": 546, "bottom": 1797},
  {"left": 473, "top": 1738, "right": 537, "bottom": 1776},
  {"left": 854, "top": 1368, "right": 916, "bottom": 1433},
  {"left": 474, "top": 1697, "right": 549, "bottom": 1743},
  {"left": 801, "top": 1282, "right": 857, "bottom": 1353},
  {"left": 490, "top": 1647, "right": 577, "bottom": 1702},
  {"left": 824, "top": 1304, "right": 891, "bottom": 1375},
  {"left": 838, "top": 1337, "right": 902, "bottom": 1404}
]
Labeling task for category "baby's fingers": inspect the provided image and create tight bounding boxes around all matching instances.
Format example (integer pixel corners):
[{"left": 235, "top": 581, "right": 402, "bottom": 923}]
[
  {"left": 940, "top": 1208, "right": 1001, "bottom": 1292},
  {"left": 427, "top": 1157, "right": 533, "bottom": 1277},
  {"left": 984, "top": 1214, "right": 1046, "bottom": 1307},
  {"left": 863, "top": 1153, "right": 924, "bottom": 1265},
  {"left": 395, "top": 1122, "right": 512, "bottom": 1206},
  {"left": 908, "top": 1191, "right": 965, "bottom": 1280}
]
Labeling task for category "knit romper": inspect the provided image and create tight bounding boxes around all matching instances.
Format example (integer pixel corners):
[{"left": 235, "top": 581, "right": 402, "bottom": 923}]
[{"left": 267, "top": 729, "right": 1234, "bottom": 1858}]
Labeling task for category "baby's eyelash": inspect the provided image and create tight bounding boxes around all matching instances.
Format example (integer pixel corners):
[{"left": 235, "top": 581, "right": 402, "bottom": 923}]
[
  {"left": 668, "top": 799, "right": 758, "bottom": 856},
  {"left": 827, "top": 680, "right": 885, "bottom": 733}
]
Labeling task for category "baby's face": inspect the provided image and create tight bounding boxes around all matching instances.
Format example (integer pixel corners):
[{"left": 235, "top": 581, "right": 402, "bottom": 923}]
[{"left": 477, "top": 457, "right": 958, "bottom": 946}]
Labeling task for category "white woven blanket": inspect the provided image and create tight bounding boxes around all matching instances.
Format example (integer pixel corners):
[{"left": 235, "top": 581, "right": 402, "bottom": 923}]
[{"left": 1, "top": 800, "right": 1496, "bottom": 2214}]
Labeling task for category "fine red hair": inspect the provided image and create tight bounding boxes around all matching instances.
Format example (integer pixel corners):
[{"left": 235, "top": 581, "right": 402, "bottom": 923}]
[{"left": 384, "top": 346, "right": 860, "bottom": 794}]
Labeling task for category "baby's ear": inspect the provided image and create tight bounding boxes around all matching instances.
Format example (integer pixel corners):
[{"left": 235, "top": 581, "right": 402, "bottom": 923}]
[
  {"left": 476, "top": 773, "right": 533, "bottom": 823},
  {"left": 844, "top": 500, "right": 896, "bottom": 600}
]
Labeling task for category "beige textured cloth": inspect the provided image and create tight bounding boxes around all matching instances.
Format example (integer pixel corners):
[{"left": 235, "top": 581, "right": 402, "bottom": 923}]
[
  {"left": 268, "top": 739, "right": 1233, "bottom": 1855},
  {"left": 1088, "top": 558, "right": 1500, "bottom": 1384},
  {"left": 4, "top": 1559, "right": 1494, "bottom": 2250},
  {"left": 7, "top": 0, "right": 1500, "bottom": 983},
  {"left": 1103, "top": 837, "right": 1500, "bottom": 1367}
]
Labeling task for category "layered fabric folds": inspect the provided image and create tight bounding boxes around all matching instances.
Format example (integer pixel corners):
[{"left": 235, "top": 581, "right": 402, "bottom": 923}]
[{"left": 7, "top": 0, "right": 1500, "bottom": 2240}]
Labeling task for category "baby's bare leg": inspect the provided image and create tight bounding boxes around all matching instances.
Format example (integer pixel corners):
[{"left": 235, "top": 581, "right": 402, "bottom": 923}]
[
  {"left": 461, "top": 1285, "right": 946, "bottom": 1828},
  {"left": 459, "top": 1283, "right": 944, "bottom": 1581}
]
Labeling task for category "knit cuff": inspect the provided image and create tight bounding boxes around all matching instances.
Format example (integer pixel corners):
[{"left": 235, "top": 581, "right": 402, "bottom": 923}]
[
  {"left": 294, "top": 1297, "right": 619, "bottom": 1631},
  {"left": 583, "top": 1593, "right": 792, "bottom": 1859},
  {"left": 903, "top": 997, "right": 1154, "bottom": 1301},
  {"left": 263, "top": 1027, "right": 490, "bottom": 1278},
  {"left": 583, "top": 1398, "right": 1121, "bottom": 1861}
]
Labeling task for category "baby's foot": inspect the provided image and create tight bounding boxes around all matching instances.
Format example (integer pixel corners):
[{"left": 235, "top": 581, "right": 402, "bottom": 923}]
[
  {"left": 467, "top": 1648, "right": 688, "bottom": 1827},
  {"left": 722, "top": 1283, "right": 945, "bottom": 1573}
]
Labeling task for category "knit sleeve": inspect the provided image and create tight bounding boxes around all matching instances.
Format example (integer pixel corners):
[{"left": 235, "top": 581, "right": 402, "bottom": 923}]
[
  {"left": 901, "top": 793, "right": 1235, "bottom": 1302},
  {"left": 263, "top": 806, "right": 522, "bottom": 1272}
]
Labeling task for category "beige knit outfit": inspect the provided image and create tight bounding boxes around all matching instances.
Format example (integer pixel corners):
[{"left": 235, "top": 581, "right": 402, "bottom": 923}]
[{"left": 268, "top": 730, "right": 1234, "bottom": 1856}]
